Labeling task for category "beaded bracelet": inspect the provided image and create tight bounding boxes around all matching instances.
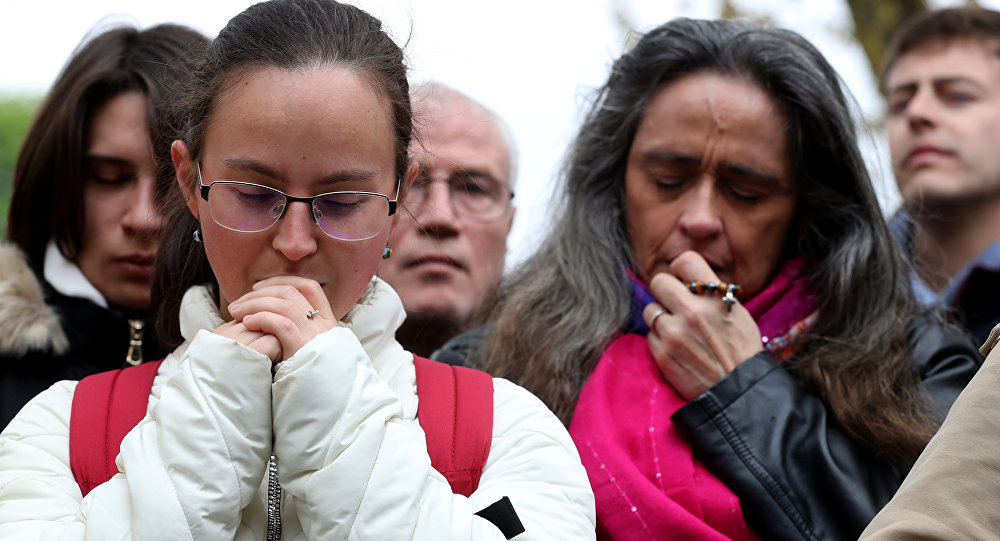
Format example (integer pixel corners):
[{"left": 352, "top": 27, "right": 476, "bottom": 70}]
[{"left": 685, "top": 281, "right": 742, "bottom": 312}]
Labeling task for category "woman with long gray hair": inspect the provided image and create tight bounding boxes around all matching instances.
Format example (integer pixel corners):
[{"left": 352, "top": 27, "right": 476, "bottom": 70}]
[{"left": 460, "top": 17, "right": 981, "bottom": 540}]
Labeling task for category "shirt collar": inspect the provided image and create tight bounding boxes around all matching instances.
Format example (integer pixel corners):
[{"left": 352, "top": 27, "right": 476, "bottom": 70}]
[
  {"left": 893, "top": 209, "right": 1000, "bottom": 306},
  {"left": 42, "top": 240, "right": 108, "bottom": 308}
]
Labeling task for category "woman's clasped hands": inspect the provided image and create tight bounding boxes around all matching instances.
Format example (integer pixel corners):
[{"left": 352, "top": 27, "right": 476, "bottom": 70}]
[
  {"left": 216, "top": 276, "right": 338, "bottom": 364},
  {"left": 642, "top": 251, "right": 764, "bottom": 401}
]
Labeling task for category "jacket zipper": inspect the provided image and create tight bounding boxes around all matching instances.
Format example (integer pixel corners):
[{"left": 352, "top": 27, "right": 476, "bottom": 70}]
[
  {"left": 125, "top": 319, "right": 144, "bottom": 366},
  {"left": 267, "top": 454, "right": 282, "bottom": 540}
]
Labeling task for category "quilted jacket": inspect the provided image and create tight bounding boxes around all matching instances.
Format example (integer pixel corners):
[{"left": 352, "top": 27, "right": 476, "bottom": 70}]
[{"left": 0, "top": 279, "right": 596, "bottom": 540}]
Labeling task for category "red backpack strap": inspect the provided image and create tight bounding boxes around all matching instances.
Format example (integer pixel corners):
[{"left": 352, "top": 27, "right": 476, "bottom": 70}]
[
  {"left": 414, "top": 355, "right": 494, "bottom": 497},
  {"left": 69, "top": 359, "right": 163, "bottom": 497}
]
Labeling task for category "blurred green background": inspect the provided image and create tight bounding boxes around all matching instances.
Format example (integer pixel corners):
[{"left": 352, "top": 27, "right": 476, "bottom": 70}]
[{"left": 0, "top": 96, "right": 40, "bottom": 239}]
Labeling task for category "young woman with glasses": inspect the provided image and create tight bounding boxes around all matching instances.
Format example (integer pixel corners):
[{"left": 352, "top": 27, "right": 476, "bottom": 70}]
[
  {"left": 0, "top": 24, "right": 208, "bottom": 429},
  {"left": 0, "top": 1, "right": 595, "bottom": 538}
]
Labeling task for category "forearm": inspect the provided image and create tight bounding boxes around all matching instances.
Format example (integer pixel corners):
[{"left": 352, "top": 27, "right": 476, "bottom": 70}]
[{"left": 118, "top": 331, "right": 273, "bottom": 538}]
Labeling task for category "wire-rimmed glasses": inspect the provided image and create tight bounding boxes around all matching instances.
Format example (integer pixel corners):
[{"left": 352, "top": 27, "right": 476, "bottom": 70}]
[
  {"left": 196, "top": 162, "right": 398, "bottom": 241},
  {"left": 403, "top": 172, "right": 513, "bottom": 222}
]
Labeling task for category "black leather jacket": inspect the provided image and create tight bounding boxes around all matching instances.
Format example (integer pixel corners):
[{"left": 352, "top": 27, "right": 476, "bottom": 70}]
[
  {"left": 435, "top": 317, "right": 981, "bottom": 540},
  {"left": 672, "top": 317, "right": 980, "bottom": 541}
]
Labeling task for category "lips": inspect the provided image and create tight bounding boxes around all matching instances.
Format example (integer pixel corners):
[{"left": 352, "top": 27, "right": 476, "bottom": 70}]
[
  {"left": 255, "top": 273, "right": 327, "bottom": 286},
  {"left": 405, "top": 255, "right": 464, "bottom": 272},
  {"left": 115, "top": 254, "right": 155, "bottom": 279},
  {"left": 905, "top": 145, "right": 953, "bottom": 168}
]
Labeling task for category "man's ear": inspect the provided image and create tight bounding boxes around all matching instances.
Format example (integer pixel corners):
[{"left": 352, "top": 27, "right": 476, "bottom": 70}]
[
  {"left": 171, "top": 140, "right": 200, "bottom": 220},
  {"left": 403, "top": 160, "right": 419, "bottom": 190},
  {"left": 504, "top": 204, "right": 516, "bottom": 235}
]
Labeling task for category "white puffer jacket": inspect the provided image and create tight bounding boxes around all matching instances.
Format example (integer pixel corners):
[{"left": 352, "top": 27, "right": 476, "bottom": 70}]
[{"left": 0, "top": 279, "right": 596, "bottom": 540}]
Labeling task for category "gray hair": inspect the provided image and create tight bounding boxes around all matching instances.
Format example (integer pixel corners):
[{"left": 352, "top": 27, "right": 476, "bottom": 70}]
[
  {"left": 481, "top": 17, "right": 937, "bottom": 466},
  {"left": 410, "top": 81, "right": 518, "bottom": 189}
]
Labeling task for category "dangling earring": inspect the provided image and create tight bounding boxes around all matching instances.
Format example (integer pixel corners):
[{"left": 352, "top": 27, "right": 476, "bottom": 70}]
[
  {"left": 193, "top": 229, "right": 202, "bottom": 243},
  {"left": 382, "top": 246, "right": 392, "bottom": 259}
]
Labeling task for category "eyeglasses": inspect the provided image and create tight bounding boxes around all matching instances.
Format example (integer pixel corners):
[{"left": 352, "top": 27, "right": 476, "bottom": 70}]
[
  {"left": 404, "top": 172, "right": 513, "bottom": 222},
  {"left": 196, "top": 162, "right": 398, "bottom": 241}
]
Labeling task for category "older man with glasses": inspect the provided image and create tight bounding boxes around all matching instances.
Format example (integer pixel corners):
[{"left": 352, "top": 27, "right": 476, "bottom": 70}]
[{"left": 379, "top": 82, "right": 516, "bottom": 360}]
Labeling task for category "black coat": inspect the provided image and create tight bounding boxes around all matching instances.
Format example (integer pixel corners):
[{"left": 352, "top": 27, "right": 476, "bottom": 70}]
[
  {"left": 435, "top": 317, "right": 982, "bottom": 540},
  {"left": 0, "top": 248, "right": 163, "bottom": 430}
]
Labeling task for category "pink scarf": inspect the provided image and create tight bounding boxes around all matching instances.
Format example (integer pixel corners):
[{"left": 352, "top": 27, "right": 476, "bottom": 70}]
[{"left": 569, "top": 258, "right": 815, "bottom": 540}]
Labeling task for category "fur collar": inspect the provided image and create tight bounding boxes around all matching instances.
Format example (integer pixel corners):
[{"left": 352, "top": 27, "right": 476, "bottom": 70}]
[{"left": 0, "top": 243, "right": 68, "bottom": 356}]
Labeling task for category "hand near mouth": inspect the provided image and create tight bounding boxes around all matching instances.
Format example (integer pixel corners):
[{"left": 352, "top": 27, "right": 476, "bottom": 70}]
[
  {"left": 642, "top": 250, "right": 763, "bottom": 400},
  {"left": 218, "top": 276, "right": 337, "bottom": 363}
]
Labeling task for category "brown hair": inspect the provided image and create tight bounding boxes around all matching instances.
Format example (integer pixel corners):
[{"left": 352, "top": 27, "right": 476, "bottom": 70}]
[
  {"left": 152, "top": 0, "right": 412, "bottom": 350},
  {"left": 881, "top": 7, "right": 1000, "bottom": 89},
  {"left": 6, "top": 24, "right": 209, "bottom": 274}
]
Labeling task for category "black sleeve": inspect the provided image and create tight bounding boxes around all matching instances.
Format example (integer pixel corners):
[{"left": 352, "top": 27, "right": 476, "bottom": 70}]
[
  {"left": 0, "top": 350, "right": 71, "bottom": 430},
  {"left": 430, "top": 326, "right": 488, "bottom": 369},
  {"left": 671, "top": 320, "right": 982, "bottom": 541}
]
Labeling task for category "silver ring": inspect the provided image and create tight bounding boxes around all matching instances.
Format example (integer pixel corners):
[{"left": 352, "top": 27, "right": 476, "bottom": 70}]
[
  {"left": 306, "top": 309, "right": 320, "bottom": 320},
  {"left": 648, "top": 308, "right": 667, "bottom": 329}
]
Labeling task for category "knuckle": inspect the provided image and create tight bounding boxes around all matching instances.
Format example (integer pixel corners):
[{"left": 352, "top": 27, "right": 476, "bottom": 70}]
[
  {"left": 661, "top": 327, "right": 684, "bottom": 350},
  {"left": 672, "top": 251, "right": 695, "bottom": 268},
  {"left": 650, "top": 273, "right": 671, "bottom": 291},
  {"left": 278, "top": 298, "right": 296, "bottom": 314},
  {"left": 277, "top": 318, "right": 297, "bottom": 335},
  {"left": 681, "top": 306, "right": 703, "bottom": 327}
]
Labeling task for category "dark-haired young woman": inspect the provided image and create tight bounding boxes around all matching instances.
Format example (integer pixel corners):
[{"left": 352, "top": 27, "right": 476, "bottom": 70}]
[{"left": 0, "top": 23, "right": 208, "bottom": 428}]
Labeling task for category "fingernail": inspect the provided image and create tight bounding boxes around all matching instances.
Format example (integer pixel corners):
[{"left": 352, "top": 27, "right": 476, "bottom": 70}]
[{"left": 229, "top": 302, "right": 240, "bottom": 312}]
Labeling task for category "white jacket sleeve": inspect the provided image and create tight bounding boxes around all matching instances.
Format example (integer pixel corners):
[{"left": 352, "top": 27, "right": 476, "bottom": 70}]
[
  {"left": 271, "top": 328, "right": 596, "bottom": 540},
  {"left": 0, "top": 330, "right": 274, "bottom": 540}
]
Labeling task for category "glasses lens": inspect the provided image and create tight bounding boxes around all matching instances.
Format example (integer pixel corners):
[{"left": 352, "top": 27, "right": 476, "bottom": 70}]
[
  {"left": 451, "top": 174, "right": 509, "bottom": 220},
  {"left": 314, "top": 192, "right": 390, "bottom": 241},
  {"left": 401, "top": 177, "right": 430, "bottom": 210},
  {"left": 208, "top": 182, "right": 285, "bottom": 232}
]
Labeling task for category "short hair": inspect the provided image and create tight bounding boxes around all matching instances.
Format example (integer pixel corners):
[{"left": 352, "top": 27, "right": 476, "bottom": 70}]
[
  {"left": 153, "top": 0, "right": 413, "bottom": 350},
  {"left": 881, "top": 7, "right": 1000, "bottom": 89},
  {"left": 410, "top": 81, "right": 519, "bottom": 190},
  {"left": 6, "top": 24, "right": 209, "bottom": 274}
]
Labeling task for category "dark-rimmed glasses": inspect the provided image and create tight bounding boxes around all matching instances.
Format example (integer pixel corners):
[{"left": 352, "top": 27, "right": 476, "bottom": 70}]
[
  {"left": 196, "top": 162, "right": 398, "bottom": 241},
  {"left": 404, "top": 172, "right": 513, "bottom": 222}
]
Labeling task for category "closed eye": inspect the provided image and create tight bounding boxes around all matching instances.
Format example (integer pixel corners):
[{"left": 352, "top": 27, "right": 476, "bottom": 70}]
[{"left": 652, "top": 175, "right": 688, "bottom": 192}]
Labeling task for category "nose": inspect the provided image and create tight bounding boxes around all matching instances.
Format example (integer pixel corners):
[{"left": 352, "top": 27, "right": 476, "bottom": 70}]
[
  {"left": 272, "top": 200, "right": 319, "bottom": 261},
  {"left": 411, "top": 179, "right": 459, "bottom": 239},
  {"left": 677, "top": 178, "right": 723, "bottom": 240},
  {"left": 903, "top": 87, "right": 937, "bottom": 132},
  {"left": 122, "top": 175, "right": 163, "bottom": 242}
]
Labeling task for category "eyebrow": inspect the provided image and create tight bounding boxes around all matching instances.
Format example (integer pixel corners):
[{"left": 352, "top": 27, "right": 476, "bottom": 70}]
[
  {"left": 889, "top": 76, "right": 986, "bottom": 95},
  {"left": 221, "top": 157, "right": 379, "bottom": 187},
  {"left": 419, "top": 164, "right": 506, "bottom": 185},
  {"left": 643, "top": 150, "right": 784, "bottom": 184},
  {"left": 86, "top": 154, "right": 132, "bottom": 166}
]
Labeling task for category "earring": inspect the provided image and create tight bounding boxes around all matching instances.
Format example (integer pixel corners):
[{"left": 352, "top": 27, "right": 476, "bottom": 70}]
[
  {"left": 382, "top": 246, "right": 392, "bottom": 259},
  {"left": 193, "top": 229, "right": 202, "bottom": 243}
]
